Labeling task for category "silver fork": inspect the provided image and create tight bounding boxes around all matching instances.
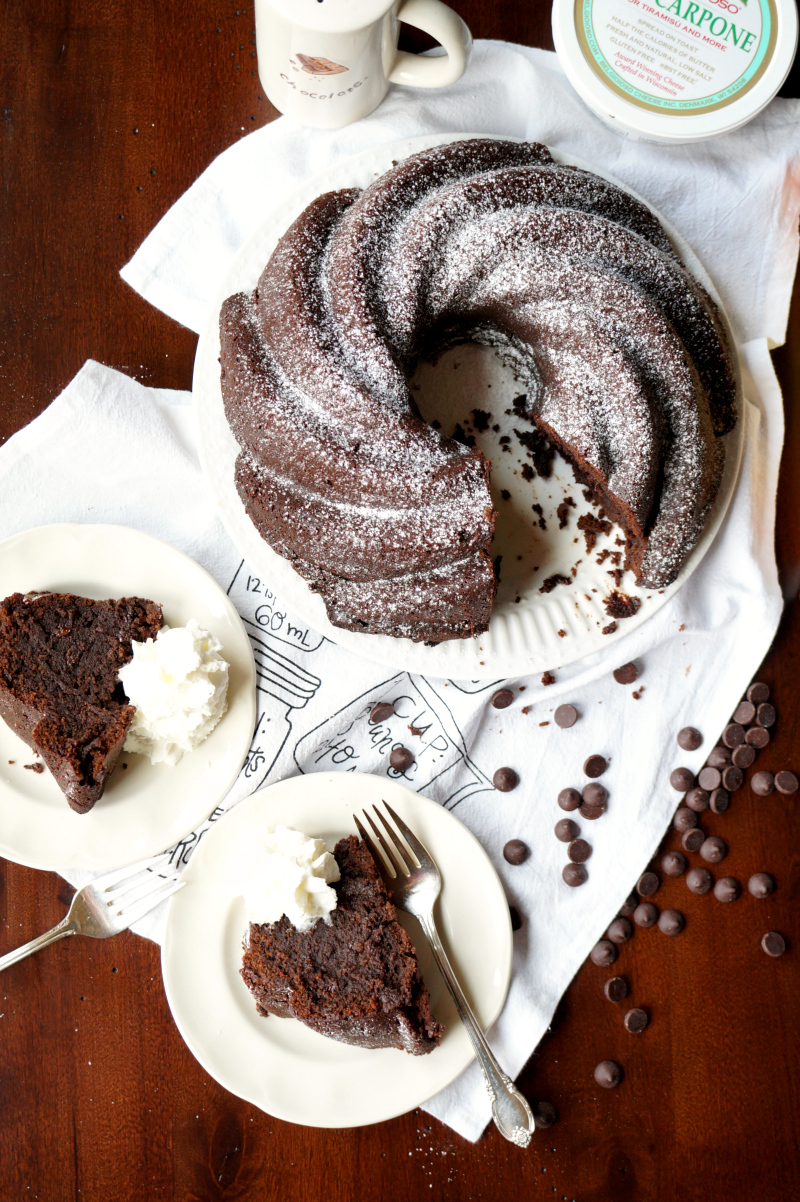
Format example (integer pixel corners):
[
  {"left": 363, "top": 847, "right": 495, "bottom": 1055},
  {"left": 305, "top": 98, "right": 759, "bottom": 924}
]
[
  {"left": 355, "top": 802, "right": 535, "bottom": 1148},
  {"left": 0, "top": 853, "right": 184, "bottom": 972}
]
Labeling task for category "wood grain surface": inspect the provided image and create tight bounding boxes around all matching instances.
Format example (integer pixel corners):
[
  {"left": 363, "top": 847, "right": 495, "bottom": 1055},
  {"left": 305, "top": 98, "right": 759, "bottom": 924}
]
[{"left": 1, "top": 3, "right": 798, "bottom": 1199}]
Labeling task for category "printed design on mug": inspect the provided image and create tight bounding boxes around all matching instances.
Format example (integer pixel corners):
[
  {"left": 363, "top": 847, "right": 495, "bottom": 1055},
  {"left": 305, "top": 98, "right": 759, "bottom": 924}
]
[{"left": 294, "top": 54, "right": 349, "bottom": 76}]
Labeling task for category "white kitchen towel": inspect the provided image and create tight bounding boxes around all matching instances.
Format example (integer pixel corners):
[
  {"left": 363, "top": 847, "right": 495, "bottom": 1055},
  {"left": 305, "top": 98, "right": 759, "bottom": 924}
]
[{"left": 2, "top": 41, "right": 798, "bottom": 1141}]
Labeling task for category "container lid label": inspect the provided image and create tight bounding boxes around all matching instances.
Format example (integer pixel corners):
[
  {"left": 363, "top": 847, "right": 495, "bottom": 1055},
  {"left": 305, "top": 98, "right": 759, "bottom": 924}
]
[{"left": 576, "top": 0, "right": 778, "bottom": 113}]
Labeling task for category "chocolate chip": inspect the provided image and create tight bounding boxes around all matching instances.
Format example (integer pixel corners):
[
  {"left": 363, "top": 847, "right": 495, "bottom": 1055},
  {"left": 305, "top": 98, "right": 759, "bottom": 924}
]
[
  {"left": 670, "top": 767, "right": 695, "bottom": 792},
  {"left": 697, "top": 767, "right": 721, "bottom": 792},
  {"left": 745, "top": 726, "right": 770, "bottom": 748},
  {"left": 624, "top": 1007, "right": 649, "bottom": 1032},
  {"left": 503, "top": 839, "right": 529, "bottom": 865},
  {"left": 681, "top": 828, "right": 705, "bottom": 853},
  {"left": 732, "top": 744, "right": 755, "bottom": 769},
  {"left": 369, "top": 702, "right": 395, "bottom": 724},
  {"left": 555, "top": 819, "right": 580, "bottom": 842},
  {"left": 761, "top": 931, "right": 786, "bottom": 958},
  {"left": 756, "top": 703, "right": 776, "bottom": 728},
  {"left": 732, "top": 701, "right": 756, "bottom": 725},
  {"left": 389, "top": 745, "right": 414, "bottom": 771},
  {"left": 722, "top": 723, "right": 746, "bottom": 748},
  {"left": 673, "top": 807, "right": 698, "bottom": 832},
  {"left": 677, "top": 726, "right": 703, "bottom": 751},
  {"left": 584, "top": 754, "right": 607, "bottom": 778},
  {"left": 558, "top": 787, "right": 582, "bottom": 811},
  {"left": 594, "top": 1060, "right": 622, "bottom": 1088},
  {"left": 658, "top": 909, "right": 684, "bottom": 936},
  {"left": 637, "top": 871, "right": 660, "bottom": 897},
  {"left": 590, "top": 939, "right": 617, "bottom": 966},
  {"left": 633, "top": 902, "right": 659, "bottom": 928},
  {"left": 509, "top": 906, "right": 523, "bottom": 931},
  {"left": 747, "top": 682, "right": 770, "bottom": 704},
  {"left": 618, "top": 891, "right": 638, "bottom": 917},
  {"left": 582, "top": 782, "right": 608, "bottom": 807},
  {"left": 606, "top": 916, "right": 632, "bottom": 943},
  {"left": 554, "top": 704, "right": 578, "bottom": 728},
  {"left": 580, "top": 804, "right": 605, "bottom": 820},
  {"left": 613, "top": 663, "right": 638, "bottom": 685},
  {"left": 700, "top": 836, "right": 727, "bottom": 864},
  {"left": 493, "top": 767, "right": 519, "bottom": 792},
  {"left": 748, "top": 872, "right": 775, "bottom": 898},
  {"left": 686, "top": 867, "right": 713, "bottom": 894},
  {"left": 751, "top": 770, "right": 774, "bottom": 797},
  {"left": 706, "top": 746, "right": 732, "bottom": 768},
  {"left": 604, "top": 976, "right": 629, "bottom": 1003},
  {"left": 568, "top": 838, "right": 592, "bottom": 864},
  {"left": 491, "top": 688, "right": 514, "bottom": 709},
  {"left": 713, "top": 877, "right": 741, "bottom": 903},
  {"left": 532, "top": 1100, "right": 558, "bottom": 1129},
  {"left": 563, "top": 863, "right": 588, "bottom": 887},
  {"left": 709, "top": 788, "right": 730, "bottom": 814},
  {"left": 685, "top": 787, "right": 710, "bottom": 812},
  {"left": 722, "top": 765, "right": 743, "bottom": 791},
  {"left": 775, "top": 771, "right": 799, "bottom": 795},
  {"left": 661, "top": 850, "right": 687, "bottom": 877}
]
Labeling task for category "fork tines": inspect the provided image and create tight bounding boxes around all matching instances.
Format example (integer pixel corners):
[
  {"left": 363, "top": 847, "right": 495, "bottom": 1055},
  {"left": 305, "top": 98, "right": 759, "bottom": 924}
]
[{"left": 354, "top": 802, "right": 427, "bottom": 878}]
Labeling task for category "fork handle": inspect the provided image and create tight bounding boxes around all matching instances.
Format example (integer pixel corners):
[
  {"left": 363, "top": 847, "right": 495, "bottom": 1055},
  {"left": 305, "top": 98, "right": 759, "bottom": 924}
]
[
  {"left": 0, "top": 917, "right": 77, "bottom": 972},
  {"left": 419, "top": 913, "right": 535, "bottom": 1147}
]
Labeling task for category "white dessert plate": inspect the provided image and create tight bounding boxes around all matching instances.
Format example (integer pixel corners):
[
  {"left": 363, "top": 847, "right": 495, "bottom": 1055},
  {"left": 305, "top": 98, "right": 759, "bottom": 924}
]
[
  {"left": 161, "top": 771, "right": 513, "bottom": 1129},
  {"left": 0, "top": 524, "right": 257, "bottom": 871},
  {"left": 192, "top": 133, "right": 744, "bottom": 680}
]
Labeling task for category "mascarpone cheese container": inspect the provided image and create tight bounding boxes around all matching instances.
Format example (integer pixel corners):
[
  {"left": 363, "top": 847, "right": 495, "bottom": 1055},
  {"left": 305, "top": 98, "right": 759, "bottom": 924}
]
[{"left": 552, "top": 0, "right": 798, "bottom": 143}]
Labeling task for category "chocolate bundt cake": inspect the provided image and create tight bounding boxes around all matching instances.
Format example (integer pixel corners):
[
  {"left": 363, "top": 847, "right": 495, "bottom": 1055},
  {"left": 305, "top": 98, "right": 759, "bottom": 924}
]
[
  {"left": 0, "top": 592, "right": 163, "bottom": 813},
  {"left": 241, "top": 835, "right": 443, "bottom": 1054},
  {"left": 220, "top": 138, "right": 737, "bottom": 643}
]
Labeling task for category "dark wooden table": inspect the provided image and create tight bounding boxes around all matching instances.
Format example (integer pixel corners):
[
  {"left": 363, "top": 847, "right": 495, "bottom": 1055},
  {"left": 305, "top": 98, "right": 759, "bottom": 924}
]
[{"left": 1, "top": 3, "right": 798, "bottom": 1199}]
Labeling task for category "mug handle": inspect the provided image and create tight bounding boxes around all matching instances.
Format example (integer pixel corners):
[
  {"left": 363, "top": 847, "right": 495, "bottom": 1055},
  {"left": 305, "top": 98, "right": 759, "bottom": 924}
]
[{"left": 388, "top": 0, "right": 473, "bottom": 89}]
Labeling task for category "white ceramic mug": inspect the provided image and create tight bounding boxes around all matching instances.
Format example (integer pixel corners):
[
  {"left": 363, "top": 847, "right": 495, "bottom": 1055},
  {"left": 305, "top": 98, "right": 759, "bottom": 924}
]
[{"left": 254, "top": 0, "right": 473, "bottom": 130}]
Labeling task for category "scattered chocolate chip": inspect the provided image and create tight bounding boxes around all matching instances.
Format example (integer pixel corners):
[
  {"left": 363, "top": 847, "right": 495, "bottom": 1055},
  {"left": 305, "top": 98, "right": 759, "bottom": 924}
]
[
  {"left": 709, "top": 788, "right": 730, "bottom": 814},
  {"left": 389, "top": 746, "right": 415, "bottom": 771},
  {"left": 637, "top": 871, "right": 660, "bottom": 898},
  {"left": 722, "top": 765, "right": 743, "bottom": 791},
  {"left": 554, "top": 704, "right": 578, "bottom": 729},
  {"left": 673, "top": 807, "right": 698, "bottom": 832},
  {"left": 503, "top": 839, "right": 529, "bottom": 865},
  {"left": 369, "top": 702, "right": 395, "bottom": 724},
  {"left": 658, "top": 909, "right": 685, "bottom": 936},
  {"left": 633, "top": 901, "right": 659, "bottom": 928},
  {"left": 745, "top": 726, "right": 770, "bottom": 748},
  {"left": 580, "top": 804, "right": 605, "bottom": 820},
  {"left": 751, "top": 770, "right": 775, "bottom": 797},
  {"left": 756, "top": 703, "right": 776, "bottom": 728},
  {"left": 722, "top": 723, "right": 746, "bottom": 748},
  {"left": 706, "top": 746, "right": 732, "bottom": 769},
  {"left": 732, "top": 744, "right": 756, "bottom": 770},
  {"left": 697, "top": 767, "right": 721, "bottom": 792},
  {"left": 685, "top": 787, "right": 710, "bottom": 813},
  {"left": 624, "top": 1007, "right": 649, "bottom": 1032},
  {"left": 670, "top": 767, "right": 695, "bottom": 792},
  {"left": 618, "top": 892, "right": 638, "bottom": 918},
  {"left": 606, "top": 917, "right": 632, "bottom": 944},
  {"left": 748, "top": 872, "right": 775, "bottom": 898},
  {"left": 661, "top": 851, "right": 687, "bottom": 877},
  {"left": 732, "top": 701, "right": 756, "bottom": 725},
  {"left": 761, "top": 931, "right": 786, "bottom": 958},
  {"left": 555, "top": 819, "right": 580, "bottom": 843},
  {"left": 491, "top": 688, "right": 514, "bottom": 710},
  {"left": 590, "top": 939, "right": 617, "bottom": 966},
  {"left": 558, "top": 787, "right": 582, "bottom": 812},
  {"left": 509, "top": 906, "right": 523, "bottom": 931},
  {"left": 563, "top": 863, "right": 588, "bottom": 887},
  {"left": 700, "top": 836, "right": 727, "bottom": 864},
  {"left": 677, "top": 726, "right": 703, "bottom": 751},
  {"left": 747, "top": 682, "right": 770, "bottom": 704},
  {"left": 686, "top": 867, "right": 713, "bottom": 895},
  {"left": 584, "top": 754, "right": 608, "bottom": 778},
  {"left": 568, "top": 838, "right": 592, "bottom": 864},
  {"left": 604, "top": 976, "right": 629, "bottom": 1003},
  {"left": 775, "top": 771, "right": 799, "bottom": 795},
  {"left": 532, "top": 1100, "right": 558, "bottom": 1129},
  {"left": 681, "top": 828, "right": 705, "bottom": 853},
  {"left": 582, "top": 782, "right": 608, "bottom": 807},
  {"left": 713, "top": 877, "right": 741, "bottom": 903},
  {"left": 613, "top": 663, "right": 638, "bottom": 685},
  {"left": 594, "top": 1060, "right": 622, "bottom": 1089},
  {"left": 493, "top": 767, "right": 519, "bottom": 792}
]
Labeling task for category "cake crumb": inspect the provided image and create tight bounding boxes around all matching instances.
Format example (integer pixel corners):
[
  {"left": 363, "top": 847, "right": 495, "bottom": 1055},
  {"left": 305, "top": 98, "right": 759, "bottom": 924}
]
[
  {"left": 539, "top": 574, "right": 571, "bottom": 594},
  {"left": 604, "top": 592, "right": 642, "bottom": 620},
  {"left": 539, "top": 721, "right": 550, "bottom": 726},
  {"left": 602, "top": 622, "right": 617, "bottom": 635},
  {"left": 521, "top": 706, "right": 530, "bottom": 715},
  {"left": 541, "top": 672, "right": 556, "bottom": 686},
  {"left": 409, "top": 725, "right": 423, "bottom": 737},
  {"left": 24, "top": 763, "right": 45, "bottom": 774},
  {"left": 557, "top": 629, "right": 567, "bottom": 638},
  {"left": 678, "top": 623, "right": 685, "bottom": 631}
]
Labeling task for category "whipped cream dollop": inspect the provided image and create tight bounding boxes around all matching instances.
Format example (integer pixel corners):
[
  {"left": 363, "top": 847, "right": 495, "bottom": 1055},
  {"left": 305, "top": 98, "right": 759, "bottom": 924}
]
[
  {"left": 236, "top": 825, "right": 340, "bottom": 931},
  {"left": 118, "top": 619, "right": 229, "bottom": 765}
]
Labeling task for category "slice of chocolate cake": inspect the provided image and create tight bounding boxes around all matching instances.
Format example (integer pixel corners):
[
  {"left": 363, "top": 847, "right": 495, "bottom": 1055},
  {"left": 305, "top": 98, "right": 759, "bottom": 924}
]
[
  {"left": 0, "top": 592, "right": 163, "bottom": 813},
  {"left": 241, "top": 835, "right": 443, "bottom": 1054}
]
